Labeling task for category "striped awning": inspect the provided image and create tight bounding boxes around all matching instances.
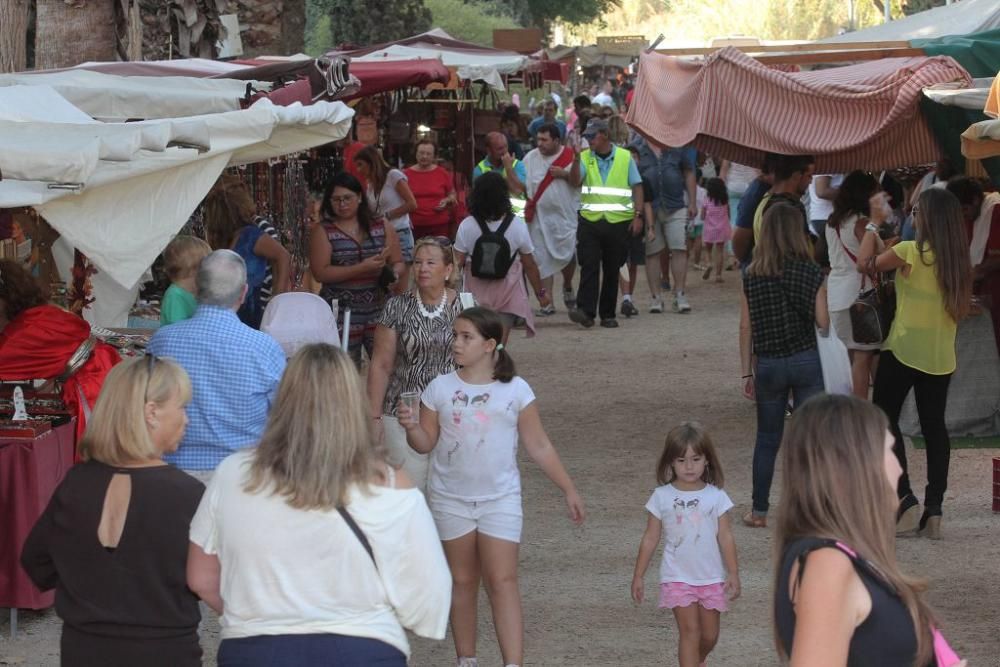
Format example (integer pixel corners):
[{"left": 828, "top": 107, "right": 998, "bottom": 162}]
[{"left": 626, "top": 47, "right": 972, "bottom": 172}]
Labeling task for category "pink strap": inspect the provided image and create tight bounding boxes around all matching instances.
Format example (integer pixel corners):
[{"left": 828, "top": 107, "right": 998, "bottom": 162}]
[{"left": 933, "top": 627, "right": 962, "bottom": 666}]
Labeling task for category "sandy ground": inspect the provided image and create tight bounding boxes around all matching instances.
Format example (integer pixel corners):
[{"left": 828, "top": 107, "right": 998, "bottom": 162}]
[{"left": 3, "top": 266, "right": 1000, "bottom": 666}]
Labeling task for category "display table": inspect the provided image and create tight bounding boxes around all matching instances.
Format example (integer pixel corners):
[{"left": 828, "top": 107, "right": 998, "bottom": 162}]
[{"left": 0, "top": 419, "right": 76, "bottom": 635}]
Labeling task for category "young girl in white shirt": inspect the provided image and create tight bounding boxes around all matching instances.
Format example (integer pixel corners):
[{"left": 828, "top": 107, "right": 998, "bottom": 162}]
[
  {"left": 400, "top": 306, "right": 585, "bottom": 667},
  {"left": 631, "top": 422, "right": 741, "bottom": 667}
]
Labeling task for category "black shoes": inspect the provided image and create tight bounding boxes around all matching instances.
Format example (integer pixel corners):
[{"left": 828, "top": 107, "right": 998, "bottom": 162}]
[
  {"left": 620, "top": 300, "right": 639, "bottom": 318},
  {"left": 600, "top": 318, "right": 619, "bottom": 328},
  {"left": 569, "top": 309, "right": 595, "bottom": 328}
]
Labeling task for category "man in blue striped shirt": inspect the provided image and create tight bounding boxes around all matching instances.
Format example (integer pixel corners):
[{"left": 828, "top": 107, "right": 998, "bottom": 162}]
[{"left": 148, "top": 250, "right": 286, "bottom": 477}]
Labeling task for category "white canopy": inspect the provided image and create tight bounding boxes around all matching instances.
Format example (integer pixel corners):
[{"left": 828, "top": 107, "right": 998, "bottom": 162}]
[
  {"left": 820, "top": 0, "right": 1000, "bottom": 44},
  {"left": 0, "top": 69, "right": 266, "bottom": 121},
  {"left": 354, "top": 44, "right": 529, "bottom": 90},
  {"left": 0, "top": 82, "right": 353, "bottom": 293},
  {"left": 922, "top": 77, "right": 996, "bottom": 110}
]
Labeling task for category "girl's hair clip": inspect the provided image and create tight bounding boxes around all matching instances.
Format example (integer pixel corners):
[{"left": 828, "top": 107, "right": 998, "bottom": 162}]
[{"left": 496, "top": 343, "right": 504, "bottom": 351}]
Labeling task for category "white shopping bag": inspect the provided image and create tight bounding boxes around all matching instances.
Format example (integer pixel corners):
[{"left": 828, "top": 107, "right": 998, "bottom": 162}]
[{"left": 816, "top": 320, "right": 853, "bottom": 395}]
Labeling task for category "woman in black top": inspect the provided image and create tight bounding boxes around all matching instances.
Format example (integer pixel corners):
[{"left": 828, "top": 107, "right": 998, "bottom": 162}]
[
  {"left": 774, "top": 394, "right": 942, "bottom": 667},
  {"left": 742, "top": 203, "right": 828, "bottom": 527},
  {"left": 21, "top": 356, "right": 205, "bottom": 667}
]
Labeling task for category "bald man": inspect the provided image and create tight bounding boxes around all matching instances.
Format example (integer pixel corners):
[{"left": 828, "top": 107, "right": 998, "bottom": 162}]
[{"left": 472, "top": 131, "right": 527, "bottom": 197}]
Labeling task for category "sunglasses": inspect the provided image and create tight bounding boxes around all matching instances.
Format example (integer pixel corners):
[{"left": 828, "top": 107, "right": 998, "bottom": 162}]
[
  {"left": 416, "top": 235, "right": 453, "bottom": 248},
  {"left": 144, "top": 354, "right": 158, "bottom": 402}
]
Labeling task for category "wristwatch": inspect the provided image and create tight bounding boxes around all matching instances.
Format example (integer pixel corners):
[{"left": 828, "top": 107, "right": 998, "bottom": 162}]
[{"left": 864, "top": 222, "right": 880, "bottom": 234}]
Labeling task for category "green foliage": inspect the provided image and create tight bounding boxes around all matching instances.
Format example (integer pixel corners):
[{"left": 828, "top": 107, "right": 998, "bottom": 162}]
[
  {"left": 486, "top": 0, "right": 620, "bottom": 31},
  {"left": 304, "top": 13, "right": 332, "bottom": 56},
  {"left": 425, "top": 0, "right": 521, "bottom": 46},
  {"left": 317, "top": 0, "right": 433, "bottom": 48},
  {"left": 902, "top": 0, "right": 947, "bottom": 15}
]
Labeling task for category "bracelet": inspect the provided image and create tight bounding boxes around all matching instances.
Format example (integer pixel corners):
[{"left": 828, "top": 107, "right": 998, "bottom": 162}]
[{"left": 864, "top": 222, "right": 879, "bottom": 234}]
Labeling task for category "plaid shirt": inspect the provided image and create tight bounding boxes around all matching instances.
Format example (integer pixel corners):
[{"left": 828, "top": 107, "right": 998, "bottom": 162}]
[
  {"left": 744, "top": 260, "right": 824, "bottom": 357},
  {"left": 148, "top": 305, "right": 286, "bottom": 470}
]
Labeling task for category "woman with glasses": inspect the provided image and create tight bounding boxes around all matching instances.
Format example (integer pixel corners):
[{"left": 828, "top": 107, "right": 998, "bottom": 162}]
[
  {"left": 405, "top": 139, "right": 458, "bottom": 241},
  {"left": 0, "top": 259, "right": 120, "bottom": 444},
  {"left": 368, "top": 236, "right": 462, "bottom": 491},
  {"left": 309, "top": 172, "right": 403, "bottom": 365},
  {"left": 859, "top": 187, "right": 973, "bottom": 539},
  {"left": 21, "top": 356, "right": 205, "bottom": 666}
]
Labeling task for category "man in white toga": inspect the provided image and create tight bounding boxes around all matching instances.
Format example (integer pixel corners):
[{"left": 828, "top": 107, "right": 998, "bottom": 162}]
[{"left": 522, "top": 122, "right": 583, "bottom": 315}]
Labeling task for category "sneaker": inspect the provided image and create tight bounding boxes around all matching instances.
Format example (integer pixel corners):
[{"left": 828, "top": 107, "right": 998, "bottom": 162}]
[
  {"left": 673, "top": 293, "right": 691, "bottom": 313},
  {"left": 620, "top": 299, "right": 639, "bottom": 318},
  {"left": 562, "top": 288, "right": 576, "bottom": 309},
  {"left": 536, "top": 304, "right": 556, "bottom": 317},
  {"left": 456, "top": 658, "right": 478, "bottom": 667},
  {"left": 569, "top": 308, "right": 595, "bottom": 328},
  {"left": 649, "top": 297, "right": 664, "bottom": 313},
  {"left": 600, "top": 318, "right": 619, "bottom": 328},
  {"left": 702, "top": 265, "right": 713, "bottom": 281}
]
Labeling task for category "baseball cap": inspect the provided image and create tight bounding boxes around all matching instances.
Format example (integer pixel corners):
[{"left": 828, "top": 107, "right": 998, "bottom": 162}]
[{"left": 582, "top": 118, "right": 609, "bottom": 139}]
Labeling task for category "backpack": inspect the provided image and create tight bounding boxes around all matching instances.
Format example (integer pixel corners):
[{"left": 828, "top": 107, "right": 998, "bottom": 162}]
[{"left": 470, "top": 212, "right": 516, "bottom": 280}]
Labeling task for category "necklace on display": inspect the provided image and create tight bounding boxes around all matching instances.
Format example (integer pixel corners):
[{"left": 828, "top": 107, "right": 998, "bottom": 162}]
[{"left": 417, "top": 289, "right": 448, "bottom": 319}]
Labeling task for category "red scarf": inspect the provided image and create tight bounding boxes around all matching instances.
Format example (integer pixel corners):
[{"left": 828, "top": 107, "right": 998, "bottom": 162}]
[{"left": 524, "top": 147, "right": 575, "bottom": 223}]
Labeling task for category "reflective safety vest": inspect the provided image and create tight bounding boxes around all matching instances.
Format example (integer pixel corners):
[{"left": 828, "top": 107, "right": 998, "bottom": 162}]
[
  {"left": 477, "top": 158, "right": 527, "bottom": 215},
  {"left": 579, "top": 147, "right": 635, "bottom": 223}
]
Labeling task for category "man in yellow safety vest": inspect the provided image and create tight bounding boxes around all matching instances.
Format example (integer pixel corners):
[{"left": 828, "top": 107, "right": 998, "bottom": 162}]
[
  {"left": 568, "top": 118, "right": 644, "bottom": 328},
  {"left": 473, "top": 131, "right": 527, "bottom": 216}
]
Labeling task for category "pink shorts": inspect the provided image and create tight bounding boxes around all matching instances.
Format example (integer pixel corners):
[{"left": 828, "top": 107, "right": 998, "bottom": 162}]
[{"left": 658, "top": 582, "right": 729, "bottom": 611}]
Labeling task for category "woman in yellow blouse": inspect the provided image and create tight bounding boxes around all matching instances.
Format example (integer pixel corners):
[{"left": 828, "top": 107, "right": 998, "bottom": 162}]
[{"left": 858, "top": 188, "right": 972, "bottom": 540}]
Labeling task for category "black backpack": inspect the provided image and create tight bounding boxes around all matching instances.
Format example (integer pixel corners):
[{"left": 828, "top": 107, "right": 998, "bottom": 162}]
[{"left": 470, "top": 212, "right": 516, "bottom": 279}]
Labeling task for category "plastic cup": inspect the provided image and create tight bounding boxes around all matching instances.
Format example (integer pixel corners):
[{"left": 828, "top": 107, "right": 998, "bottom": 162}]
[{"left": 400, "top": 391, "right": 420, "bottom": 424}]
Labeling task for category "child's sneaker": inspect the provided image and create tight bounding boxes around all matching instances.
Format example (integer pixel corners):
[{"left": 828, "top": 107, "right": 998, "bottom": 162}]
[{"left": 456, "top": 658, "right": 478, "bottom": 667}]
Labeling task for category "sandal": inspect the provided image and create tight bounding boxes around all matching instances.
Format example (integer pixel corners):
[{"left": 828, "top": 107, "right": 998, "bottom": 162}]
[{"left": 742, "top": 511, "right": 767, "bottom": 528}]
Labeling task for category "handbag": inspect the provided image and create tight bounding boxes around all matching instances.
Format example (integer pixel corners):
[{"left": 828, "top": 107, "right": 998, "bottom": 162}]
[
  {"left": 835, "top": 231, "right": 896, "bottom": 345},
  {"left": 850, "top": 255, "right": 896, "bottom": 345}
]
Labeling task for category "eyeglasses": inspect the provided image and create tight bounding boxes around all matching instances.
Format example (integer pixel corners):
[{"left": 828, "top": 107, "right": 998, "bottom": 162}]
[
  {"left": 143, "top": 354, "right": 158, "bottom": 402},
  {"left": 330, "top": 195, "right": 357, "bottom": 205}
]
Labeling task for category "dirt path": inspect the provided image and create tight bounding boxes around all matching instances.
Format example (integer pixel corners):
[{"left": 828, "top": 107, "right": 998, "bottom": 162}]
[{"left": 3, "top": 270, "right": 999, "bottom": 666}]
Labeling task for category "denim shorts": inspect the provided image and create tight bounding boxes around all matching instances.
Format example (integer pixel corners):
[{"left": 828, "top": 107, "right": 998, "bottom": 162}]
[
  {"left": 396, "top": 225, "right": 415, "bottom": 263},
  {"left": 217, "top": 633, "right": 405, "bottom": 667}
]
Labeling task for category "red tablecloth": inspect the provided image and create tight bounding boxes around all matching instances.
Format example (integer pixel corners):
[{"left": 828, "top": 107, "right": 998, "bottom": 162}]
[{"left": 0, "top": 420, "right": 76, "bottom": 609}]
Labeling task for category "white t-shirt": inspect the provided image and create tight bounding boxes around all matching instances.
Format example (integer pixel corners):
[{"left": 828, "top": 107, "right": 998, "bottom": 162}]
[
  {"left": 454, "top": 214, "right": 535, "bottom": 257},
  {"left": 422, "top": 371, "right": 535, "bottom": 501},
  {"left": 645, "top": 483, "right": 734, "bottom": 586},
  {"left": 724, "top": 162, "right": 759, "bottom": 196},
  {"left": 808, "top": 174, "right": 844, "bottom": 223},
  {"left": 189, "top": 451, "right": 451, "bottom": 656},
  {"left": 367, "top": 169, "right": 412, "bottom": 232},
  {"left": 826, "top": 214, "right": 865, "bottom": 312},
  {"left": 592, "top": 92, "right": 615, "bottom": 109}
]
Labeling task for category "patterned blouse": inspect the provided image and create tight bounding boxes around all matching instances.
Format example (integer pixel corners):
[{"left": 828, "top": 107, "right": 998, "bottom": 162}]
[
  {"left": 318, "top": 218, "right": 389, "bottom": 360},
  {"left": 377, "top": 292, "right": 462, "bottom": 417}
]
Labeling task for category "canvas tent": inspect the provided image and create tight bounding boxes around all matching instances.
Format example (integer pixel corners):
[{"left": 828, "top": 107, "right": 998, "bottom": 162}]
[
  {"left": 627, "top": 47, "right": 971, "bottom": 172},
  {"left": 820, "top": 0, "right": 1000, "bottom": 44},
  {"left": 0, "top": 75, "right": 353, "bottom": 324}
]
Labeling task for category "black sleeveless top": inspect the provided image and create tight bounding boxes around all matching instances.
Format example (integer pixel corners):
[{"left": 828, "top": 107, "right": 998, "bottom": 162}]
[{"left": 775, "top": 537, "right": 925, "bottom": 667}]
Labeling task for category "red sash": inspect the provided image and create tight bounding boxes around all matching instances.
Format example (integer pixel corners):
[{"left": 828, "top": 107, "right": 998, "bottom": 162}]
[{"left": 524, "top": 147, "right": 575, "bottom": 223}]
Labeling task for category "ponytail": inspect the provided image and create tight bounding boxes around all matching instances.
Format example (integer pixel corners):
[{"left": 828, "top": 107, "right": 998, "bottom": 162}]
[
  {"left": 493, "top": 344, "right": 516, "bottom": 383},
  {"left": 456, "top": 307, "right": 517, "bottom": 383}
]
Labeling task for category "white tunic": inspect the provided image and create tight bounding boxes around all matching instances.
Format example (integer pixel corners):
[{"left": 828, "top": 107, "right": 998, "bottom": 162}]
[{"left": 523, "top": 147, "right": 581, "bottom": 279}]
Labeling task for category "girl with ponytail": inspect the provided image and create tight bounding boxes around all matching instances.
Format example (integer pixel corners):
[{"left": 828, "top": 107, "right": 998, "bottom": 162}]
[{"left": 400, "top": 307, "right": 585, "bottom": 667}]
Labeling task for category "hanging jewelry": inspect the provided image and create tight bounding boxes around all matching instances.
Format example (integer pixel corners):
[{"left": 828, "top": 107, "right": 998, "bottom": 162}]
[{"left": 416, "top": 289, "right": 448, "bottom": 319}]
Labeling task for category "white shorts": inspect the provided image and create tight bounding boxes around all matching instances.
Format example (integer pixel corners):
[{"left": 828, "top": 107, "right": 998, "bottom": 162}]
[{"left": 428, "top": 492, "right": 523, "bottom": 543}]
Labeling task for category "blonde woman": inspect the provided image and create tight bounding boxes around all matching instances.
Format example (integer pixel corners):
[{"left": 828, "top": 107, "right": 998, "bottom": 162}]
[
  {"left": 21, "top": 357, "right": 204, "bottom": 667},
  {"left": 774, "top": 394, "right": 958, "bottom": 667},
  {"left": 742, "top": 203, "right": 829, "bottom": 527},
  {"left": 186, "top": 344, "right": 451, "bottom": 667}
]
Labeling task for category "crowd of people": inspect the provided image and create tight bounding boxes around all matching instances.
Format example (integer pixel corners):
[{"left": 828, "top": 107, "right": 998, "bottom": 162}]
[{"left": 3, "top": 73, "right": 995, "bottom": 667}]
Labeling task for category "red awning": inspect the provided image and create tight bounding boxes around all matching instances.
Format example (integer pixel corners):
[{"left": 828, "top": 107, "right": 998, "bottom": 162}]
[{"left": 627, "top": 47, "right": 972, "bottom": 171}]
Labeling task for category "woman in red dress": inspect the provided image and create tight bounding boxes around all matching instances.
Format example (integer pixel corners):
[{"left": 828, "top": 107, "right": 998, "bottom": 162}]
[
  {"left": 404, "top": 139, "right": 458, "bottom": 240},
  {"left": 0, "top": 260, "right": 119, "bottom": 443}
]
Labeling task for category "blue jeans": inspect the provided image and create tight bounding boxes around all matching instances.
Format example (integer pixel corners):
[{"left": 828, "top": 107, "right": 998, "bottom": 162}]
[
  {"left": 217, "top": 633, "right": 406, "bottom": 667},
  {"left": 752, "top": 349, "right": 824, "bottom": 515}
]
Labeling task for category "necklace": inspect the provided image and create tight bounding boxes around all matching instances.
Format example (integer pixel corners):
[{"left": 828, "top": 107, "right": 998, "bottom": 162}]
[{"left": 416, "top": 289, "right": 448, "bottom": 319}]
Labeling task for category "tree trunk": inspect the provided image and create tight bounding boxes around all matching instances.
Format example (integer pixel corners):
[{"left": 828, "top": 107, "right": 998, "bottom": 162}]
[
  {"left": 280, "top": 0, "right": 306, "bottom": 55},
  {"left": 35, "top": 0, "right": 117, "bottom": 70},
  {"left": 0, "top": 0, "right": 30, "bottom": 73},
  {"left": 236, "top": 0, "right": 305, "bottom": 57}
]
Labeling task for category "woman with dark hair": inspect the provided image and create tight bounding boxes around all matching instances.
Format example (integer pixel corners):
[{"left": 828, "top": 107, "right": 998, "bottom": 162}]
[
  {"left": 825, "top": 170, "right": 887, "bottom": 398},
  {"left": 399, "top": 307, "right": 584, "bottom": 667},
  {"left": 404, "top": 139, "right": 458, "bottom": 241},
  {"left": 354, "top": 145, "right": 418, "bottom": 291},
  {"left": 202, "top": 173, "right": 290, "bottom": 329},
  {"left": 742, "top": 204, "right": 829, "bottom": 528},
  {"left": 453, "top": 171, "right": 550, "bottom": 343},
  {"left": 0, "top": 260, "right": 119, "bottom": 442},
  {"left": 859, "top": 187, "right": 973, "bottom": 539},
  {"left": 309, "top": 172, "right": 403, "bottom": 365}
]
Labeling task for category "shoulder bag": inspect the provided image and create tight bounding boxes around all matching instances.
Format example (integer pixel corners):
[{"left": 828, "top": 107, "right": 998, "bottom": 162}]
[{"left": 846, "top": 245, "right": 896, "bottom": 345}]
